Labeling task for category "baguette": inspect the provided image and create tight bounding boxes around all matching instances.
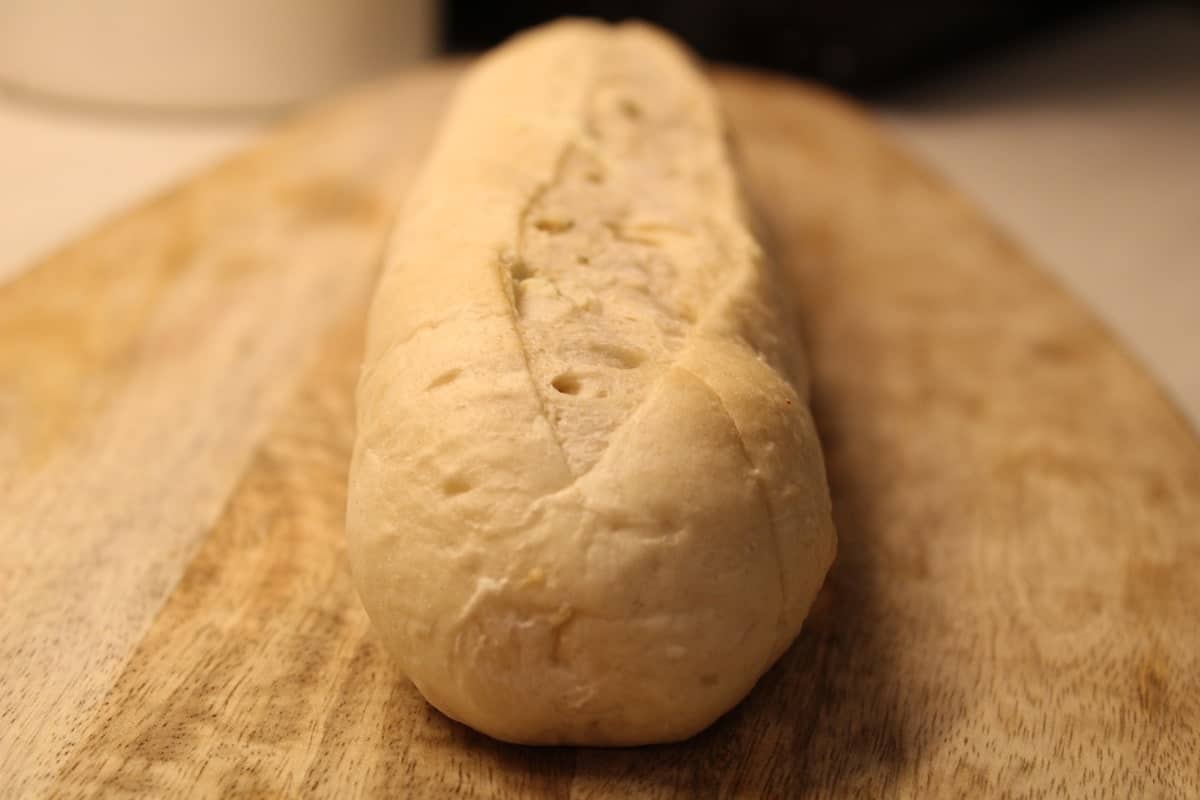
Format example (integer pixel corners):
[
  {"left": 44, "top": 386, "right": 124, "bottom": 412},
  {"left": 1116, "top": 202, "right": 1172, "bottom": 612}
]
[{"left": 346, "top": 19, "right": 836, "bottom": 746}]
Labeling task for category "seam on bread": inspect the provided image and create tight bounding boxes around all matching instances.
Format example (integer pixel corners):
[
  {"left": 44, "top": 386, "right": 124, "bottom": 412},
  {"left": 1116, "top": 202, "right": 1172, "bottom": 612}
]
[
  {"left": 677, "top": 363, "right": 788, "bottom": 645},
  {"left": 505, "top": 136, "right": 585, "bottom": 478},
  {"left": 507, "top": 30, "right": 741, "bottom": 479}
]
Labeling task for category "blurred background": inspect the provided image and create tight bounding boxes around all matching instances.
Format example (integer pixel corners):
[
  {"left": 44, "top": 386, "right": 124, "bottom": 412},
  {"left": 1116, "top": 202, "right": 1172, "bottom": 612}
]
[
  {"left": 0, "top": 0, "right": 1197, "bottom": 421},
  {"left": 446, "top": 0, "right": 1115, "bottom": 93}
]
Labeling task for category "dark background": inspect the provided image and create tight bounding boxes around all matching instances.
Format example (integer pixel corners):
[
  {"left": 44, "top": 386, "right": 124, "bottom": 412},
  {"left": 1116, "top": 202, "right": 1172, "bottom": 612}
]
[{"left": 445, "top": 0, "right": 1123, "bottom": 94}]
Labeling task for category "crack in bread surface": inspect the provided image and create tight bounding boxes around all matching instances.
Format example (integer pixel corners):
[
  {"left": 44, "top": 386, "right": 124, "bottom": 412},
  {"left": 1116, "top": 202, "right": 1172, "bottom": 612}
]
[{"left": 511, "top": 35, "right": 733, "bottom": 475}]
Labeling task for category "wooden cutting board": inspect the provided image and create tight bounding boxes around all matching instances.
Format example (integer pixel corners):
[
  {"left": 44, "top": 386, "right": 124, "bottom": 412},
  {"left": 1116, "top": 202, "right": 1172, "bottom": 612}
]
[{"left": 1, "top": 64, "right": 1197, "bottom": 799}]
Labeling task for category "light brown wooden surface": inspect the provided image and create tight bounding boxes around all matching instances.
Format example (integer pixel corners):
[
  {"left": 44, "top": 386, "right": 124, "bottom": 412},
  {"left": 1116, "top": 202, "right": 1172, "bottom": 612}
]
[{"left": 1, "top": 64, "right": 1197, "bottom": 799}]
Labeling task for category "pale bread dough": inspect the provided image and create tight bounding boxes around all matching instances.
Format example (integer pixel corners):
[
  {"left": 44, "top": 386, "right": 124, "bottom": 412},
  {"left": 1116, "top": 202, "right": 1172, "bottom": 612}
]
[{"left": 346, "top": 19, "right": 836, "bottom": 746}]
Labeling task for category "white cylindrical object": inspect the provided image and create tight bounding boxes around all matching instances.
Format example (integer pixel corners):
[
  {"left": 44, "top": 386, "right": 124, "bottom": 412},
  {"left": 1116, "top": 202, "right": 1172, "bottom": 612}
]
[{"left": 0, "top": 0, "right": 437, "bottom": 111}]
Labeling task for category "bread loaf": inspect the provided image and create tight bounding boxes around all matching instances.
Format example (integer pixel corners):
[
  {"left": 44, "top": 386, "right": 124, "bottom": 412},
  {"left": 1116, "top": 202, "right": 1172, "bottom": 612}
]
[{"left": 346, "top": 19, "right": 836, "bottom": 746}]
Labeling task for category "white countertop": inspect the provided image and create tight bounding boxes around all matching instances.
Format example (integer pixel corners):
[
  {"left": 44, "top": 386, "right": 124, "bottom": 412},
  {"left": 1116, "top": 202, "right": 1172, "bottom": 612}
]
[{"left": 2, "top": 4, "right": 1197, "bottom": 426}]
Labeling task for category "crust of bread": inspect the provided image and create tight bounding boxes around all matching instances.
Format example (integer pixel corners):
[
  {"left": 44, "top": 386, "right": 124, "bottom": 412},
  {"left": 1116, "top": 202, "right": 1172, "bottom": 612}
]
[{"left": 346, "top": 19, "right": 836, "bottom": 746}]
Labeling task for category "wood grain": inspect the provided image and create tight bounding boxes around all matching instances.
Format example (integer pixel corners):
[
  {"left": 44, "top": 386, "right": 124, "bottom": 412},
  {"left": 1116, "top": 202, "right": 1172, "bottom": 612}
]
[{"left": 1, "top": 64, "right": 1197, "bottom": 798}]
